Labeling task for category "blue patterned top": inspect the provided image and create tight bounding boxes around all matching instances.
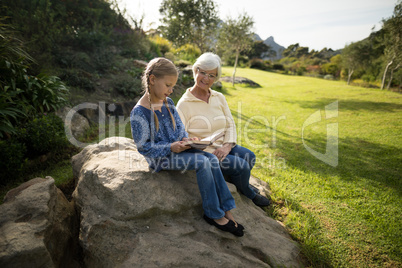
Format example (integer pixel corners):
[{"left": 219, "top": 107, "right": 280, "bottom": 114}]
[{"left": 130, "top": 97, "right": 188, "bottom": 172}]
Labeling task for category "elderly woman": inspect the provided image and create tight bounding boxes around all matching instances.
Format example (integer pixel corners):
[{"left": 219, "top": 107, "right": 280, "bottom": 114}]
[{"left": 176, "top": 52, "right": 270, "bottom": 207}]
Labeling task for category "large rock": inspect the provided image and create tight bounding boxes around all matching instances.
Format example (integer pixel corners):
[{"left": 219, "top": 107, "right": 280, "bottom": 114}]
[
  {"left": 0, "top": 177, "right": 80, "bottom": 268},
  {"left": 72, "top": 137, "right": 301, "bottom": 267},
  {"left": 57, "top": 106, "right": 90, "bottom": 138}
]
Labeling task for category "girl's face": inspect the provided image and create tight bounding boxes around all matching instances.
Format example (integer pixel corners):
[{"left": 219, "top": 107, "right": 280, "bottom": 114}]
[
  {"left": 149, "top": 74, "right": 178, "bottom": 102},
  {"left": 195, "top": 67, "right": 217, "bottom": 91}
]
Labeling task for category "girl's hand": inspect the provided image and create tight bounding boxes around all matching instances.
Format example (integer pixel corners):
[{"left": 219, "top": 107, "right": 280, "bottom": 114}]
[
  {"left": 213, "top": 143, "right": 232, "bottom": 161},
  {"left": 171, "top": 141, "right": 190, "bottom": 153}
]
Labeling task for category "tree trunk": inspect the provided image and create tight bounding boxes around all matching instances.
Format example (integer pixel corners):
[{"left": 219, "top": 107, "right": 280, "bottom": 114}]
[
  {"left": 387, "top": 64, "right": 400, "bottom": 90},
  {"left": 232, "top": 49, "right": 239, "bottom": 87},
  {"left": 387, "top": 68, "right": 394, "bottom": 90},
  {"left": 381, "top": 59, "right": 393, "bottom": 90},
  {"left": 347, "top": 69, "right": 354, "bottom": 85}
]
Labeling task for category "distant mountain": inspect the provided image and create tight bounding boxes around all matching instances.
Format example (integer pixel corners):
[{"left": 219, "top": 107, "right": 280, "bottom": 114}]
[
  {"left": 263, "top": 36, "right": 285, "bottom": 60},
  {"left": 253, "top": 34, "right": 285, "bottom": 60}
]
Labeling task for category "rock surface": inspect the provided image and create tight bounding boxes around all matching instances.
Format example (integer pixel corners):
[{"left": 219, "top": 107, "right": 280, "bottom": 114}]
[
  {"left": 56, "top": 106, "right": 90, "bottom": 139},
  {"left": 72, "top": 137, "right": 301, "bottom": 267},
  {"left": 0, "top": 177, "right": 80, "bottom": 268},
  {"left": 220, "top": 76, "right": 261, "bottom": 87}
]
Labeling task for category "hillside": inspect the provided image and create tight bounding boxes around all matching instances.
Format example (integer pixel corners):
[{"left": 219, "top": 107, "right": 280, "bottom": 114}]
[{"left": 0, "top": 0, "right": 159, "bottom": 105}]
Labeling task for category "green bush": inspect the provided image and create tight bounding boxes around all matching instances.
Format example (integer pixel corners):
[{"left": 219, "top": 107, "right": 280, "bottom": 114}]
[
  {"left": 18, "top": 113, "right": 67, "bottom": 158},
  {"left": 112, "top": 73, "right": 142, "bottom": 98},
  {"left": 0, "top": 139, "right": 26, "bottom": 185},
  {"left": 273, "top": 64, "right": 285, "bottom": 71},
  {"left": 249, "top": 58, "right": 271, "bottom": 70},
  {"left": 173, "top": 44, "right": 201, "bottom": 63},
  {"left": 60, "top": 69, "right": 95, "bottom": 92}
]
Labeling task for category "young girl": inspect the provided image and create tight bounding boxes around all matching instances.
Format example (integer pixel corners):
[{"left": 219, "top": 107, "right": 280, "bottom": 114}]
[{"left": 130, "top": 58, "right": 244, "bottom": 236}]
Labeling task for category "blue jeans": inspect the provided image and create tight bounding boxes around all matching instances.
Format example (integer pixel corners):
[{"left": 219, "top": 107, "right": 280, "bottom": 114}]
[
  {"left": 219, "top": 145, "right": 257, "bottom": 200},
  {"left": 161, "top": 149, "right": 236, "bottom": 219}
]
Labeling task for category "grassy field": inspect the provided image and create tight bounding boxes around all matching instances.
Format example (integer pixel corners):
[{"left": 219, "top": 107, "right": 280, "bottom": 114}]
[
  {"left": 1, "top": 66, "right": 400, "bottom": 267},
  {"left": 219, "top": 67, "right": 401, "bottom": 267}
]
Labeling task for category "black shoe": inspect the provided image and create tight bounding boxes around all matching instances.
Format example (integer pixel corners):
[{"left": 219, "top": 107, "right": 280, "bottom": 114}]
[
  {"left": 249, "top": 184, "right": 260, "bottom": 194},
  {"left": 203, "top": 215, "right": 244, "bottom": 237},
  {"left": 252, "top": 193, "right": 271, "bottom": 207}
]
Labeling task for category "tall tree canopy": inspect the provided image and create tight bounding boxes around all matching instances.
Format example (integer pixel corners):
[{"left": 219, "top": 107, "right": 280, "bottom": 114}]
[
  {"left": 218, "top": 12, "right": 254, "bottom": 85},
  {"left": 159, "top": 0, "right": 219, "bottom": 52}
]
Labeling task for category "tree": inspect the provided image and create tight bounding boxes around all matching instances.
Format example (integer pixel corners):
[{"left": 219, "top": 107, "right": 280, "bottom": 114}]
[
  {"left": 381, "top": 0, "right": 402, "bottom": 89},
  {"left": 283, "top": 43, "right": 309, "bottom": 58},
  {"left": 159, "top": 0, "right": 219, "bottom": 53},
  {"left": 218, "top": 13, "right": 254, "bottom": 86},
  {"left": 342, "top": 40, "right": 371, "bottom": 85},
  {"left": 247, "top": 40, "right": 273, "bottom": 59}
]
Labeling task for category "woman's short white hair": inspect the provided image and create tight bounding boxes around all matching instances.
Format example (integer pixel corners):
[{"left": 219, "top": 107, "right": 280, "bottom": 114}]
[{"left": 192, "top": 52, "right": 222, "bottom": 82}]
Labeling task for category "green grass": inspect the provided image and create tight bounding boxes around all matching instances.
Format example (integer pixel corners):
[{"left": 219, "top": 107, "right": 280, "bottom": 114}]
[{"left": 221, "top": 67, "right": 402, "bottom": 267}]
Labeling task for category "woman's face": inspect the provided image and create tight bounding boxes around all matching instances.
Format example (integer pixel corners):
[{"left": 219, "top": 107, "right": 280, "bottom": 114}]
[
  {"left": 149, "top": 74, "right": 178, "bottom": 102},
  {"left": 195, "top": 67, "right": 217, "bottom": 91}
]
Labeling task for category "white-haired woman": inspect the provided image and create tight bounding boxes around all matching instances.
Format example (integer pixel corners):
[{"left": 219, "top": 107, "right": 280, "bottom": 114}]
[{"left": 176, "top": 52, "right": 271, "bottom": 207}]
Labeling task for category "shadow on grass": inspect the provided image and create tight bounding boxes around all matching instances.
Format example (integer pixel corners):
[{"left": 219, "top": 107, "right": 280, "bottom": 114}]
[
  {"left": 271, "top": 131, "right": 402, "bottom": 265},
  {"left": 284, "top": 98, "right": 402, "bottom": 112},
  {"left": 275, "top": 133, "right": 401, "bottom": 193}
]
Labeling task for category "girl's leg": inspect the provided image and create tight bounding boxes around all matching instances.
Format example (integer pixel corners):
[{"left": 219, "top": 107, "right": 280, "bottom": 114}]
[{"left": 162, "top": 151, "right": 235, "bottom": 219}]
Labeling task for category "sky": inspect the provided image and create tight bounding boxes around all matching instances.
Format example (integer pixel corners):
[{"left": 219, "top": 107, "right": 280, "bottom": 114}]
[{"left": 117, "top": 0, "right": 397, "bottom": 51}]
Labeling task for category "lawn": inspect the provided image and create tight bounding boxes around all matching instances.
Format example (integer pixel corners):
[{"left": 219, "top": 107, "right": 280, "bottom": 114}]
[{"left": 220, "top": 67, "right": 402, "bottom": 267}]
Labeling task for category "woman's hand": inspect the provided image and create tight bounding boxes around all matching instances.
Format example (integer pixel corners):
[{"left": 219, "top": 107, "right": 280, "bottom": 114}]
[
  {"left": 171, "top": 141, "right": 190, "bottom": 153},
  {"left": 213, "top": 143, "right": 233, "bottom": 161}
]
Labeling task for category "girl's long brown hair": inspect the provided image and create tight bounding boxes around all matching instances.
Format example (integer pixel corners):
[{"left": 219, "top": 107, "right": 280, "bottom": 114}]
[{"left": 142, "top": 58, "right": 178, "bottom": 131}]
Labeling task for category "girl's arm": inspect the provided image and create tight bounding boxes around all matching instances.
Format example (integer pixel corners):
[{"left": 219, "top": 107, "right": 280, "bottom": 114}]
[{"left": 130, "top": 109, "right": 172, "bottom": 159}]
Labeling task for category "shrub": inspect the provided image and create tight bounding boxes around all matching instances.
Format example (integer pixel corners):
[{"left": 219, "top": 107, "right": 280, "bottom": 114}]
[
  {"left": 249, "top": 58, "right": 270, "bottom": 70},
  {"left": 361, "top": 74, "right": 376, "bottom": 83},
  {"left": 273, "top": 64, "right": 285, "bottom": 71},
  {"left": 173, "top": 44, "right": 201, "bottom": 62},
  {"left": 60, "top": 69, "right": 95, "bottom": 92},
  {"left": 0, "top": 139, "right": 26, "bottom": 185},
  {"left": 18, "top": 113, "right": 68, "bottom": 158},
  {"left": 175, "top": 59, "right": 192, "bottom": 68},
  {"left": 149, "top": 35, "right": 173, "bottom": 55},
  {"left": 112, "top": 73, "right": 142, "bottom": 98}
]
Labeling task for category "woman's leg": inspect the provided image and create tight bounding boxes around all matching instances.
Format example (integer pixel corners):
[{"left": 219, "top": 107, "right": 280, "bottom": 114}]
[
  {"left": 220, "top": 145, "right": 257, "bottom": 199},
  {"left": 162, "top": 150, "right": 235, "bottom": 219},
  {"left": 229, "top": 145, "right": 256, "bottom": 170}
]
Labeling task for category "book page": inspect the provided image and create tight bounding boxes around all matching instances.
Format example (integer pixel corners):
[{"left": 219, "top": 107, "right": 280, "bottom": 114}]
[{"left": 200, "top": 131, "right": 224, "bottom": 143}]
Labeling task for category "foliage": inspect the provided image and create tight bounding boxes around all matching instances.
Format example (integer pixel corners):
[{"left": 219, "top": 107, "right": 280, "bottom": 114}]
[
  {"left": 172, "top": 43, "right": 201, "bottom": 62},
  {"left": 218, "top": 12, "right": 254, "bottom": 85},
  {"left": 0, "top": 138, "right": 26, "bottom": 185},
  {"left": 249, "top": 58, "right": 271, "bottom": 70},
  {"left": 380, "top": 0, "right": 402, "bottom": 89},
  {"left": 159, "top": 0, "right": 219, "bottom": 53},
  {"left": 18, "top": 113, "right": 68, "bottom": 157},
  {"left": 149, "top": 35, "right": 174, "bottom": 56},
  {"left": 0, "top": 18, "right": 69, "bottom": 138},
  {"left": 112, "top": 73, "right": 142, "bottom": 98},
  {"left": 246, "top": 40, "right": 273, "bottom": 59}
]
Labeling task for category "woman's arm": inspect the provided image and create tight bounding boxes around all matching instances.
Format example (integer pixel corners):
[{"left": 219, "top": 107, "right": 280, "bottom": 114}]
[{"left": 219, "top": 94, "right": 237, "bottom": 145}]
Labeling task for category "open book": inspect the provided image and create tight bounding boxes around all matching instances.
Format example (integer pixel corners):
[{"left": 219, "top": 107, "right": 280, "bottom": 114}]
[{"left": 183, "top": 131, "right": 225, "bottom": 149}]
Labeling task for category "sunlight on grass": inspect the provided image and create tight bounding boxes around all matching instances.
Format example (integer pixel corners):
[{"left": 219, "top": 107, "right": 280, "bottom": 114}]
[{"left": 221, "top": 67, "right": 402, "bottom": 267}]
